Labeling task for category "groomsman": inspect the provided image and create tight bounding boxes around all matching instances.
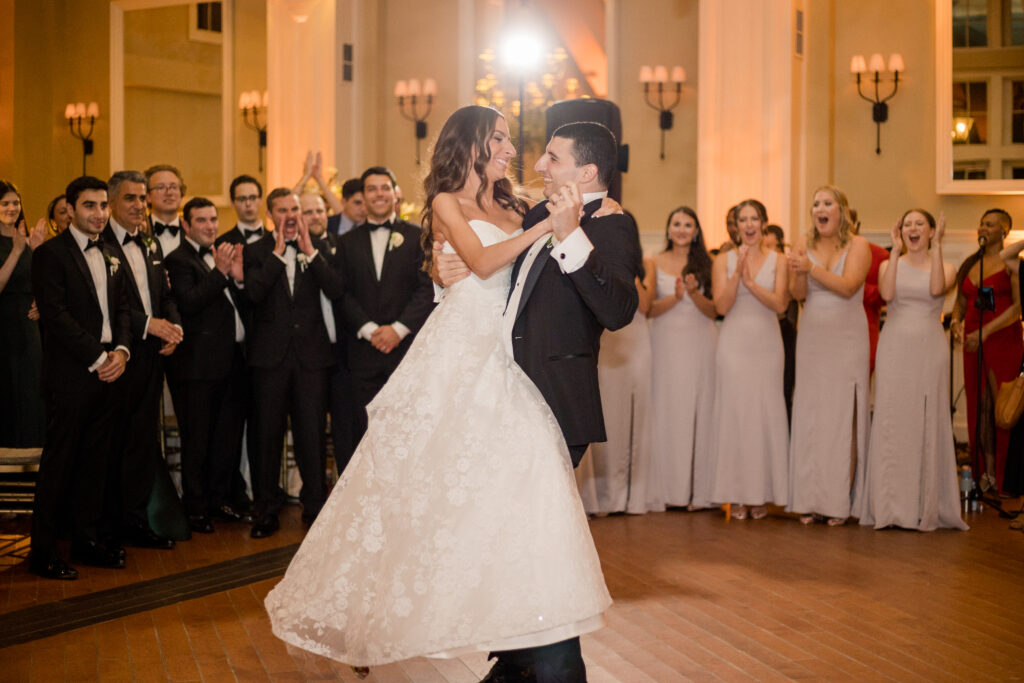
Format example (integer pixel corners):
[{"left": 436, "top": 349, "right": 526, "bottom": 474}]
[
  {"left": 335, "top": 166, "right": 434, "bottom": 468},
  {"left": 219, "top": 174, "right": 266, "bottom": 247},
  {"left": 30, "top": 176, "right": 132, "bottom": 579},
  {"left": 244, "top": 189, "right": 344, "bottom": 538},
  {"left": 102, "top": 170, "right": 183, "bottom": 549},
  {"left": 326, "top": 178, "right": 367, "bottom": 236},
  {"left": 165, "top": 198, "right": 251, "bottom": 532},
  {"left": 300, "top": 192, "right": 349, "bottom": 472},
  {"left": 144, "top": 164, "right": 186, "bottom": 255}
]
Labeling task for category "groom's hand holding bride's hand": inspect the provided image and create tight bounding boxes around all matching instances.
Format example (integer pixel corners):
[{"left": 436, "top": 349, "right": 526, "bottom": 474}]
[
  {"left": 432, "top": 240, "right": 470, "bottom": 288},
  {"left": 547, "top": 183, "right": 584, "bottom": 240}
]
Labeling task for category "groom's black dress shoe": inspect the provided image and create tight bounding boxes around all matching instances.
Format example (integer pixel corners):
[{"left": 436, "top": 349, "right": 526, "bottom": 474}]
[
  {"left": 480, "top": 658, "right": 534, "bottom": 682},
  {"left": 70, "top": 540, "right": 126, "bottom": 569},
  {"left": 29, "top": 554, "right": 79, "bottom": 580},
  {"left": 250, "top": 515, "right": 279, "bottom": 538}
]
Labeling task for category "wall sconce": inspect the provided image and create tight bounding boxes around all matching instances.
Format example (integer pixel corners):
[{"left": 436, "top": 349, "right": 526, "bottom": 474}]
[
  {"left": 239, "top": 90, "right": 268, "bottom": 172},
  {"left": 394, "top": 78, "right": 436, "bottom": 165},
  {"left": 851, "top": 53, "right": 903, "bottom": 155},
  {"left": 639, "top": 65, "right": 685, "bottom": 160},
  {"left": 65, "top": 101, "right": 99, "bottom": 176},
  {"left": 952, "top": 116, "right": 975, "bottom": 144}
]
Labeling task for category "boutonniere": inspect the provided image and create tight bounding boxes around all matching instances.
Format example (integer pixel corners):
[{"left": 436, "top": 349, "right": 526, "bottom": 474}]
[
  {"left": 388, "top": 232, "right": 404, "bottom": 251},
  {"left": 545, "top": 235, "right": 559, "bottom": 249},
  {"left": 105, "top": 254, "right": 121, "bottom": 276},
  {"left": 330, "top": 245, "right": 337, "bottom": 255},
  {"left": 297, "top": 252, "right": 309, "bottom": 272},
  {"left": 142, "top": 234, "right": 158, "bottom": 255}
]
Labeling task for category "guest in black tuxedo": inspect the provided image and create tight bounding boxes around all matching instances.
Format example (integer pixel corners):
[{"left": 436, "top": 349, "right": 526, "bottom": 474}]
[
  {"left": 166, "top": 198, "right": 252, "bottom": 533},
  {"left": 214, "top": 173, "right": 266, "bottom": 513},
  {"left": 244, "top": 188, "right": 345, "bottom": 538},
  {"left": 326, "top": 178, "right": 367, "bottom": 237},
  {"left": 300, "top": 192, "right": 349, "bottom": 472},
  {"left": 102, "top": 170, "right": 184, "bottom": 549},
  {"left": 29, "top": 176, "right": 133, "bottom": 580},
  {"left": 220, "top": 174, "right": 267, "bottom": 247},
  {"left": 437, "top": 122, "right": 639, "bottom": 683},
  {"left": 144, "top": 164, "right": 186, "bottom": 256},
  {"left": 335, "top": 167, "right": 435, "bottom": 469}
]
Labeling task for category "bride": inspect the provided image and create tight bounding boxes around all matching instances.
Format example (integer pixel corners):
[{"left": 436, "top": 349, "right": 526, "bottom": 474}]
[{"left": 265, "top": 105, "right": 611, "bottom": 669}]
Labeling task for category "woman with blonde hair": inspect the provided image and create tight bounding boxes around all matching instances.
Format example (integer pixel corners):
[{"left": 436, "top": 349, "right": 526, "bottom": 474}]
[{"left": 787, "top": 185, "right": 872, "bottom": 526}]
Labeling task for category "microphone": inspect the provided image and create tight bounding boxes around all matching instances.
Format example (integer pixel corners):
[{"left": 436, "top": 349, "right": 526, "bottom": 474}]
[{"left": 978, "top": 235, "right": 988, "bottom": 248}]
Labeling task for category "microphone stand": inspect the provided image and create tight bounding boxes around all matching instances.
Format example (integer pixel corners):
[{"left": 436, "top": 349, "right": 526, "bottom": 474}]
[{"left": 967, "top": 237, "right": 1012, "bottom": 517}]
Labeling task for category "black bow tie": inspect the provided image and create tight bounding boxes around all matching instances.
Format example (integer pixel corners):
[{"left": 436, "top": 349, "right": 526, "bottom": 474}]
[
  {"left": 242, "top": 227, "right": 263, "bottom": 240},
  {"left": 284, "top": 240, "right": 299, "bottom": 251},
  {"left": 369, "top": 221, "right": 393, "bottom": 231},
  {"left": 153, "top": 222, "right": 179, "bottom": 237},
  {"left": 198, "top": 245, "right": 212, "bottom": 257},
  {"left": 85, "top": 239, "right": 102, "bottom": 251},
  {"left": 122, "top": 232, "right": 144, "bottom": 248}
]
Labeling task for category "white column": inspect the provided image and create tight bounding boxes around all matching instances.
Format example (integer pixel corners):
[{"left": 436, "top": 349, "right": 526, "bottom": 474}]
[
  {"left": 266, "top": 0, "right": 337, "bottom": 190},
  {"left": 697, "top": 0, "right": 794, "bottom": 246}
]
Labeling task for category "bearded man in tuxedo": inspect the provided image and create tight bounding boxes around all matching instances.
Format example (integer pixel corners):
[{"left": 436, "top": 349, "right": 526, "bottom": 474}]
[
  {"left": 29, "top": 176, "right": 133, "bottom": 579},
  {"left": 334, "top": 166, "right": 435, "bottom": 471},
  {"left": 436, "top": 121, "right": 640, "bottom": 683}
]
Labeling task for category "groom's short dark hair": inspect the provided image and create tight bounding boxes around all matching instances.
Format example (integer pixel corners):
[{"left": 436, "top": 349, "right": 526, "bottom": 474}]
[{"left": 551, "top": 121, "right": 617, "bottom": 189}]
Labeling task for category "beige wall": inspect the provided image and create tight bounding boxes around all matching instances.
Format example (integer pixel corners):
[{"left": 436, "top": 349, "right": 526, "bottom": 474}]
[
  {"left": 807, "top": 0, "right": 1024, "bottom": 258},
  {"left": 612, "top": 0, "right": 699, "bottom": 240}
]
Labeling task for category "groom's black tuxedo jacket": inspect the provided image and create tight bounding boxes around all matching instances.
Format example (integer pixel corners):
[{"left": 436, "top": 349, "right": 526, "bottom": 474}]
[
  {"left": 508, "top": 198, "right": 640, "bottom": 453},
  {"left": 336, "top": 219, "right": 435, "bottom": 379},
  {"left": 165, "top": 239, "right": 250, "bottom": 381},
  {"left": 31, "top": 228, "right": 133, "bottom": 393},
  {"left": 242, "top": 233, "right": 344, "bottom": 370}
]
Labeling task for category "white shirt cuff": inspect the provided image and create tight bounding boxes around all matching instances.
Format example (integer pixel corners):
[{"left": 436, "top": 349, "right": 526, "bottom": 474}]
[
  {"left": 550, "top": 227, "right": 593, "bottom": 274},
  {"left": 433, "top": 282, "right": 446, "bottom": 303},
  {"left": 89, "top": 351, "right": 107, "bottom": 373},
  {"left": 142, "top": 315, "right": 152, "bottom": 340},
  {"left": 392, "top": 322, "right": 411, "bottom": 340},
  {"left": 115, "top": 345, "right": 131, "bottom": 362},
  {"left": 357, "top": 322, "right": 379, "bottom": 341}
]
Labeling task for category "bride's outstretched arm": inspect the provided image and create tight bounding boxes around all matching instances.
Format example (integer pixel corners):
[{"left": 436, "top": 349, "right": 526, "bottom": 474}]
[{"left": 432, "top": 193, "right": 551, "bottom": 280}]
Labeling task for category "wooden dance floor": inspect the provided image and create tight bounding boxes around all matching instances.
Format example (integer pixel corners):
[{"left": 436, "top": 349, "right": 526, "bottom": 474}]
[{"left": 1, "top": 501, "right": 1022, "bottom": 681}]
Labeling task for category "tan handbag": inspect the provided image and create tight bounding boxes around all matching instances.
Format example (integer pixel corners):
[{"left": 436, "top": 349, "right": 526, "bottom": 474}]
[{"left": 994, "top": 370, "right": 1024, "bottom": 430}]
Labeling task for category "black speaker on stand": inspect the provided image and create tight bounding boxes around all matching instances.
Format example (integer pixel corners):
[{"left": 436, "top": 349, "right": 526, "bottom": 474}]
[{"left": 545, "top": 99, "right": 629, "bottom": 202}]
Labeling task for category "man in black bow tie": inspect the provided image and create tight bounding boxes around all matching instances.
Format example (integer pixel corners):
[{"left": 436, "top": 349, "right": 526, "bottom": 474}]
[
  {"left": 243, "top": 188, "right": 345, "bottom": 537},
  {"left": 30, "top": 176, "right": 133, "bottom": 579},
  {"left": 334, "top": 166, "right": 435, "bottom": 472},
  {"left": 219, "top": 174, "right": 267, "bottom": 248},
  {"left": 102, "top": 170, "right": 183, "bottom": 550},
  {"left": 144, "top": 164, "right": 186, "bottom": 255},
  {"left": 166, "top": 198, "right": 251, "bottom": 533}
]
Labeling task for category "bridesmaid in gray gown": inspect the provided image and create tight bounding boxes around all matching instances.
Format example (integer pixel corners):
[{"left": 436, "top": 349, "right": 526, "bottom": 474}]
[
  {"left": 708, "top": 199, "right": 791, "bottom": 520},
  {"left": 787, "top": 186, "right": 872, "bottom": 526},
  {"left": 859, "top": 210, "right": 967, "bottom": 531}
]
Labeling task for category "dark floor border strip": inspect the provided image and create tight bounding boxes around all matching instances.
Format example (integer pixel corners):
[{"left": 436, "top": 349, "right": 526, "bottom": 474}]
[{"left": 0, "top": 543, "right": 299, "bottom": 649}]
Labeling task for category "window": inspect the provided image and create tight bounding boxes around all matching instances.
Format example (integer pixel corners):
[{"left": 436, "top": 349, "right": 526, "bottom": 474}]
[
  {"left": 196, "top": 2, "right": 222, "bottom": 33},
  {"left": 953, "top": 161, "right": 989, "bottom": 179},
  {"left": 1002, "top": 160, "right": 1024, "bottom": 178},
  {"left": 1008, "top": 0, "right": 1024, "bottom": 45},
  {"left": 953, "top": 81, "right": 989, "bottom": 143},
  {"left": 1013, "top": 81, "right": 1024, "bottom": 143},
  {"left": 954, "top": 0, "right": 988, "bottom": 47}
]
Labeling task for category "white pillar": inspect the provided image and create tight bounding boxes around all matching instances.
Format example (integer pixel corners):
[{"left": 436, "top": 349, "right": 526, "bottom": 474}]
[
  {"left": 697, "top": 0, "right": 794, "bottom": 245},
  {"left": 266, "top": 0, "right": 337, "bottom": 190}
]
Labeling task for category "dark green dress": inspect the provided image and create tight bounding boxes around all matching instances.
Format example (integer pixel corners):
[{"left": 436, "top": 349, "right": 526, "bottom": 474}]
[{"left": 0, "top": 235, "right": 46, "bottom": 447}]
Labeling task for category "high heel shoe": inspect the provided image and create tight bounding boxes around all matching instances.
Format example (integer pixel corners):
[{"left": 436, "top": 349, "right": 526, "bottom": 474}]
[
  {"left": 827, "top": 516, "right": 847, "bottom": 527},
  {"left": 751, "top": 505, "right": 767, "bottom": 520},
  {"left": 799, "top": 514, "right": 815, "bottom": 525},
  {"left": 731, "top": 504, "right": 748, "bottom": 520},
  {"left": 352, "top": 666, "right": 370, "bottom": 679}
]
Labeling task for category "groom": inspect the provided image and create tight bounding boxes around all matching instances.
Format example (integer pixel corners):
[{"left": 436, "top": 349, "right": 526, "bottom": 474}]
[{"left": 438, "top": 121, "right": 639, "bottom": 682}]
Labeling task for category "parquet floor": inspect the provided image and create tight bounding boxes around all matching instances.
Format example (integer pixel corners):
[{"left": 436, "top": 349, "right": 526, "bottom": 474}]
[{"left": 1, "top": 501, "right": 1022, "bottom": 682}]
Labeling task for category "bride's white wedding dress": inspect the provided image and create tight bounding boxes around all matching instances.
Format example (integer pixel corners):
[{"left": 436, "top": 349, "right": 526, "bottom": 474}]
[{"left": 265, "top": 220, "right": 611, "bottom": 666}]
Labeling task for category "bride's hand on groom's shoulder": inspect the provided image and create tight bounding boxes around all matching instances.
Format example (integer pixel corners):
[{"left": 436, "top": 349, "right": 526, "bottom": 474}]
[
  {"left": 593, "top": 196, "right": 623, "bottom": 219},
  {"left": 432, "top": 239, "right": 470, "bottom": 287}
]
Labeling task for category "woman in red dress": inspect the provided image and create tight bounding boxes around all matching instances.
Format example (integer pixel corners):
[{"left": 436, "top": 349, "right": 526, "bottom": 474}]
[{"left": 952, "top": 209, "right": 1022, "bottom": 496}]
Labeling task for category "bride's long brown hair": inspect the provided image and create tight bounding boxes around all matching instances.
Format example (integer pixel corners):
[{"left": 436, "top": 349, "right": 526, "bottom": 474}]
[{"left": 420, "top": 105, "right": 527, "bottom": 272}]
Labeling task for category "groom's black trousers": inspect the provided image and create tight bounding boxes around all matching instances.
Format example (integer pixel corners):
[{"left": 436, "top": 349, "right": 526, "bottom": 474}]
[{"left": 492, "top": 638, "right": 586, "bottom": 682}]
